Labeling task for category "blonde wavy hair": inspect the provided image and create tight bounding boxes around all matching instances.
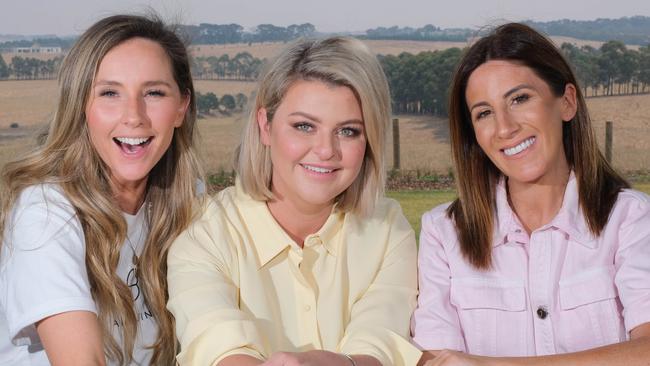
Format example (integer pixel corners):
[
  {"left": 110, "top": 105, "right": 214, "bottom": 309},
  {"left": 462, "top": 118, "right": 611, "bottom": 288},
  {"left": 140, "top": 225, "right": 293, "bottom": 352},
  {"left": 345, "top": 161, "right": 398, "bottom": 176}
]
[
  {"left": 235, "top": 36, "right": 391, "bottom": 215},
  {"left": 0, "top": 14, "right": 204, "bottom": 365}
]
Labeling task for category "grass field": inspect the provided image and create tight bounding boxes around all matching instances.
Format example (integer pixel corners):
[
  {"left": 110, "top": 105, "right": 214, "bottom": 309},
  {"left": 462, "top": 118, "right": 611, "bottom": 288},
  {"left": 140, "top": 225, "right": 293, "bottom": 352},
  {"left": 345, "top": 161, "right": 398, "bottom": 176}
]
[{"left": 188, "top": 36, "right": 623, "bottom": 60}]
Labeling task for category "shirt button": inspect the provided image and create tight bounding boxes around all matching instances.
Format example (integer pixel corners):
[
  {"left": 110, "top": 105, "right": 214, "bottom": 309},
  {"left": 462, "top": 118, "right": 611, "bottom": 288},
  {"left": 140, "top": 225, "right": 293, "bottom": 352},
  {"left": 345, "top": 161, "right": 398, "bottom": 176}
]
[
  {"left": 536, "top": 306, "right": 548, "bottom": 319},
  {"left": 304, "top": 305, "right": 311, "bottom": 311}
]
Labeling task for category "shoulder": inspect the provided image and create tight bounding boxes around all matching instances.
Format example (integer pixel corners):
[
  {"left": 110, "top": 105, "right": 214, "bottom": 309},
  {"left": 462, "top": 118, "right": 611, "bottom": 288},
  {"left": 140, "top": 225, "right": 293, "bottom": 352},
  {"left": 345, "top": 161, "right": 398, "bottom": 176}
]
[
  {"left": 419, "top": 201, "right": 458, "bottom": 249},
  {"left": 610, "top": 188, "right": 650, "bottom": 228},
  {"left": 5, "top": 184, "right": 81, "bottom": 251},
  {"left": 421, "top": 201, "right": 455, "bottom": 233}
]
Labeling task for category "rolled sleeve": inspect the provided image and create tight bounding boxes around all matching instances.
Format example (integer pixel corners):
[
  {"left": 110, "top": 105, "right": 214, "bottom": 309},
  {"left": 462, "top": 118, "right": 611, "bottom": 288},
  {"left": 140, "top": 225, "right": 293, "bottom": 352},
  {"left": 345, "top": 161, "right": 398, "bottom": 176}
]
[
  {"left": 411, "top": 206, "right": 466, "bottom": 352},
  {"left": 167, "top": 200, "right": 265, "bottom": 365},
  {"left": 338, "top": 214, "right": 421, "bottom": 366},
  {"left": 614, "top": 193, "right": 650, "bottom": 334}
]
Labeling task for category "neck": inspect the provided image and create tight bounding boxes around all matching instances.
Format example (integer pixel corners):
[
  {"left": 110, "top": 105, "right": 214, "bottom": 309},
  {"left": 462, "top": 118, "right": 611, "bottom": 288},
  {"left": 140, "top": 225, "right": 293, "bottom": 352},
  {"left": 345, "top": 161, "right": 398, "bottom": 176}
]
[
  {"left": 507, "top": 168, "right": 570, "bottom": 234},
  {"left": 266, "top": 192, "right": 333, "bottom": 248},
  {"left": 110, "top": 177, "right": 147, "bottom": 215}
]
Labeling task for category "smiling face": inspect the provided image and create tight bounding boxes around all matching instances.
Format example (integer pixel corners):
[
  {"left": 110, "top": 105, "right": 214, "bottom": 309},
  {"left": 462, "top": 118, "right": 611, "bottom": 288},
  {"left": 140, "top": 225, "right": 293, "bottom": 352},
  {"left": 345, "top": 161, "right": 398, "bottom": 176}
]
[
  {"left": 85, "top": 37, "right": 189, "bottom": 191},
  {"left": 258, "top": 79, "right": 367, "bottom": 212},
  {"left": 465, "top": 60, "right": 577, "bottom": 186}
]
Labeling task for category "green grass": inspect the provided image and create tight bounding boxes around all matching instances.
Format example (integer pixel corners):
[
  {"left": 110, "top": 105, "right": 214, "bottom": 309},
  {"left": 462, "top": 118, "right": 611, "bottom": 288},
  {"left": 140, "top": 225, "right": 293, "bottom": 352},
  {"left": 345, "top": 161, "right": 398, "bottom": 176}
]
[
  {"left": 390, "top": 183, "right": 650, "bottom": 239},
  {"left": 387, "top": 190, "right": 457, "bottom": 237}
]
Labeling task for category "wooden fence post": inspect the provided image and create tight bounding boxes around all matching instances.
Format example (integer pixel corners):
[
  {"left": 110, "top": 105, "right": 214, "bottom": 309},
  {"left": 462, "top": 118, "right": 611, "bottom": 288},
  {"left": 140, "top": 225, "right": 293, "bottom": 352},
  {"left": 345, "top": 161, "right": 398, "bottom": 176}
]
[
  {"left": 605, "top": 121, "right": 613, "bottom": 163},
  {"left": 392, "top": 118, "right": 400, "bottom": 170}
]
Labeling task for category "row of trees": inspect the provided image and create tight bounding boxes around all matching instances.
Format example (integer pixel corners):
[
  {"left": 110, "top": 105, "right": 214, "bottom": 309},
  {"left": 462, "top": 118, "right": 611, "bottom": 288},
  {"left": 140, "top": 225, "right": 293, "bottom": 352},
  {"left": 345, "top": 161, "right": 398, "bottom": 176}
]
[
  {"left": 191, "top": 52, "right": 263, "bottom": 80},
  {"left": 364, "top": 25, "right": 471, "bottom": 42},
  {"left": 381, "top": 41, "right": 650, "bottom": 116},
  {"left": 196, "top": 92, "right": 249, "bottom": 115},
  {"left": 182, "top": 23, "right": 316, "bottom": 44},
  {"left": 562, "top": 41, "right": 650, "bottom": 96},
  {"left": 379, "top": 48, "right": 462, "bottom": 115},
  {"left": 527, "top": 16, "right": 650, "bottom": 45},
  {"left": 0, "top": 55, "right": 63, "bottom": 79}
]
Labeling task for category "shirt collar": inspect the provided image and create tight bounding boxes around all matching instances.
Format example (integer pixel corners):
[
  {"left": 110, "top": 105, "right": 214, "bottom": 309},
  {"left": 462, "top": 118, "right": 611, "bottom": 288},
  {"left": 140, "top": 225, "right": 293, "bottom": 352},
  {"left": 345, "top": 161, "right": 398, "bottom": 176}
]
[
  {"left": 234, "top": 182, "right": 293, "bottom": 268},
  {"left": 493, "top": 171, "right": 596, "bottom": 248},
  {"left": 233, "top": 182, "right": 345, "bottom": 268}
]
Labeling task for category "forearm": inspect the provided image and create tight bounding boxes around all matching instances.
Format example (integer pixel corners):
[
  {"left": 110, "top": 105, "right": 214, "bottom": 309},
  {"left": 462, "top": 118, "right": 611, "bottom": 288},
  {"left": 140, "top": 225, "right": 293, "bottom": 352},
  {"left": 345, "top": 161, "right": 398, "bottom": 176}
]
[
  {"left": 348, "top": 354, "right": 382, "bottom": 366},
  {"left": 218, "top": 354, "right": 263, "bottom": 366},
  {"left": 485, "top": 337, "right": 650, "bottom": 366}
]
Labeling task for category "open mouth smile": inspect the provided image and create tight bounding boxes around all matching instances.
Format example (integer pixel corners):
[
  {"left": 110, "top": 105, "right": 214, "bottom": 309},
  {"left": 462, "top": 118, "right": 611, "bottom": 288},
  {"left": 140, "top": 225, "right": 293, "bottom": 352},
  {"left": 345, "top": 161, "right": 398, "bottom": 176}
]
[
  {"left": 113, "top": 136, "right": 153, "bottom": 155},
  {"left": 502, "top": 137, "right": 535, "bottom": 157}
]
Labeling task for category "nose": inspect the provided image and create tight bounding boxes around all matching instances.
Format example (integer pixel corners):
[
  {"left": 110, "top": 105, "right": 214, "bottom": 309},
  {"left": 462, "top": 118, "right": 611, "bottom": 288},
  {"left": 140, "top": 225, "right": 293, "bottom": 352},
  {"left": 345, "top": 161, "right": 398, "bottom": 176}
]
[
  {"left": 313, "top": 132, "right": 339, "bottom": 160},
  {"left": 495, "top": 110, "right": 520, "bottom": 139},
  {"left": 122, "top": 94, "right": 147, "bottom": 128}
]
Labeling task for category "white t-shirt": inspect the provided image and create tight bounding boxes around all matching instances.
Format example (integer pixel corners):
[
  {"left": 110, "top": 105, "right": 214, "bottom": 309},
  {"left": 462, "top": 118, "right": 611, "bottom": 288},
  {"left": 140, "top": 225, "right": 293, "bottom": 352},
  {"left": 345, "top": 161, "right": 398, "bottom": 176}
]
[{"left": 0, "top": 184, "right": 157, "bottom": 365}]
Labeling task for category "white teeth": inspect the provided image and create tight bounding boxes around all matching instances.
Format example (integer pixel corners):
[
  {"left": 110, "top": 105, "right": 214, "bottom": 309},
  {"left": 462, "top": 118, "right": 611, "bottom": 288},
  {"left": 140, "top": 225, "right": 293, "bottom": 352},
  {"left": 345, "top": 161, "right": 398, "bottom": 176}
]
[
  {"left": 302, "top": 164, "right": 334, "bottom": 173},
  {"left": 504, "top": 137, "right": 535, "bottom": 156},
  {"left": 115, "top": 137, "right": 149, "bottom": 146}
]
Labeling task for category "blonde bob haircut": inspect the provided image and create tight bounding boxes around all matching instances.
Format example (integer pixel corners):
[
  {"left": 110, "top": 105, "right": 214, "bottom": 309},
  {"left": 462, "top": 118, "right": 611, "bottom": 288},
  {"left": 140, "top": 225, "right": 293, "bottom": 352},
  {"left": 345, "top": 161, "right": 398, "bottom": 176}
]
[{"left": 235, "top": 36, "right": 391, "bottom": 215}]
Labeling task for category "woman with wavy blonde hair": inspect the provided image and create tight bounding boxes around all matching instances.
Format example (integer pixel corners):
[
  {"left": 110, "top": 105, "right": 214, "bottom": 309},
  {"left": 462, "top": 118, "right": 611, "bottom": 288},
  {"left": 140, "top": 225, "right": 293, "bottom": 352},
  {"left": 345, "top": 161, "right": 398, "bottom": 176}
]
[{"left": 0, "top": 14, "right": 203, "bottom": 365}]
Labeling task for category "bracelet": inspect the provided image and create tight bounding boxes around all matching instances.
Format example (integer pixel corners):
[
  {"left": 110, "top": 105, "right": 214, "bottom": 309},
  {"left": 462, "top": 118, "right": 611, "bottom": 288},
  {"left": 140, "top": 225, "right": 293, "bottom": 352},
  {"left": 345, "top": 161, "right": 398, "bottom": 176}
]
[{"left": 343, "top": 354, "right": 357, "bottom": 366}]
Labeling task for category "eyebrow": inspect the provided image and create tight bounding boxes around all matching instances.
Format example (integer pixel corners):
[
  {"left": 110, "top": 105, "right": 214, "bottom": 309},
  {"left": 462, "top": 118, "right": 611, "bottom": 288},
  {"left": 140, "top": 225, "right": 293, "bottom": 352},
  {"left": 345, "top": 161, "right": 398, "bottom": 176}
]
[
  {"left": 468, "top": 83, "right": 535, "bottom": 112},
  {"left": 288, "top": 111, "right": 364, "bottom": 126},
  {"left": 94, "top": 80, "right": 173, "bottom": 88}
]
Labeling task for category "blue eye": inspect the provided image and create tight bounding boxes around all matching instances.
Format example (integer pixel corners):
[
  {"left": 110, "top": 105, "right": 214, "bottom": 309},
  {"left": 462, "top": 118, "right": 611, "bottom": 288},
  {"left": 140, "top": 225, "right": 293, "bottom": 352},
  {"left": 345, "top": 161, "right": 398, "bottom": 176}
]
[
  {"left": 99, "top": 89, "right": 117, "bottom": 97},
  {"left": 147, "top": 89, "right": 166, "bottom": 97},
  {"left": 293, "top": 122, "right": 313, "bottom": 132},
  {"left": 338, "top": 127, "right": 361, "bottom": 137}
]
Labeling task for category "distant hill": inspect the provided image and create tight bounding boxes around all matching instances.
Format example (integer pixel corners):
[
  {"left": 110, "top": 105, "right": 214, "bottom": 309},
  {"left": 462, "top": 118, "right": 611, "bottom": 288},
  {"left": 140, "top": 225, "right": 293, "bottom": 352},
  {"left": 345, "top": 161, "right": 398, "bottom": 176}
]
[
  {"left": 525, "top": 16, "right": 650, "bottom": 45},
  {"left": 2, "top": 16, "right": 650, "bottom": 50},
  {"left": 364, "top": 16, "right": 650, "bottom": 46}
]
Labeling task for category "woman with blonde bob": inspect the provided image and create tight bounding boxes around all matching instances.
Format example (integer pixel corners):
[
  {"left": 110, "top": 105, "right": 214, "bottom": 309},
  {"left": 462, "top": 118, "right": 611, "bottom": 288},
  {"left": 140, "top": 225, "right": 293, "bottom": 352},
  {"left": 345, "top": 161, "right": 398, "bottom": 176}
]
[
  {"left": 167, "top": 37, "right": 420, "bottom": 366},
  {"left": 0, "top": 14, "right": 203, "bottom": 365},
  {"left": 411, "top": 23, "right": 650, "bottom": 366}
]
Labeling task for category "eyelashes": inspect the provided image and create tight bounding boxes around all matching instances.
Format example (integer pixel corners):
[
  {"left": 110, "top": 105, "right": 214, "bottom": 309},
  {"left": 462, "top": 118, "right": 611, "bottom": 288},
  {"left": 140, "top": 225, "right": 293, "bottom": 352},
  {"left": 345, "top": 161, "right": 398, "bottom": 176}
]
[
  {"left": 96, "top": 89, "right": 167, "bottom": 98},
  {"left": 292, "top": 122, "right": 363, "bottom": 137},
  {"left": 473, "top": 92, "right": 532, "bottom": 121}
]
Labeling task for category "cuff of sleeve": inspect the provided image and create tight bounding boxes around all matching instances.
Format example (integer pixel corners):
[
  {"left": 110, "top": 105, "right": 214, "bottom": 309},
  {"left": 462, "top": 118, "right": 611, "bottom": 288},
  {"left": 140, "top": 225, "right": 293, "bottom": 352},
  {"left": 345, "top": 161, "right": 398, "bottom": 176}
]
[
  {"left": 177, "top": 319, "right": 265, "bottom": 366},
  {"left": 9, "top": 296, "right": 97, "bottom": 346},
  {"left": 411, "top": 332, "right": 466, "bottom": 352},
  {"left": 338, "top": 328, "right": 421, "bottom": 366},
  {"left": 624, "top": 306, "right": 650, "bottom": 335}
]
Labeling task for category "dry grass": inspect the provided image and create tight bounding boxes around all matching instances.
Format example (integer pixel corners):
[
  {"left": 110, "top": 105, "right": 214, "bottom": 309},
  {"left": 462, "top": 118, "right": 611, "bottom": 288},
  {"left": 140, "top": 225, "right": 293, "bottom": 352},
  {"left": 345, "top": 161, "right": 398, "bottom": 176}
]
[
  {"left": 1, "top": 80, "right": 649, "bottom": 174},
  {"left": 0, "top": 80, "right": 58, "bottom": 127}
]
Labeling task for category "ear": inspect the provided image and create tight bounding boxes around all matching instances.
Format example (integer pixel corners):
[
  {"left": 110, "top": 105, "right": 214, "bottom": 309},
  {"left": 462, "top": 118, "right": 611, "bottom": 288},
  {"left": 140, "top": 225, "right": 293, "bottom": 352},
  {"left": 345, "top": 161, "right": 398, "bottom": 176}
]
[
  {"left": 174, "top": 91, "right": 191, "bottom": 128},
  {"left": 560, "top": 83, "right": 578, "bottom": 122},
  {"left": 257, "top": 107, "right": 271, "bottom": 146}
]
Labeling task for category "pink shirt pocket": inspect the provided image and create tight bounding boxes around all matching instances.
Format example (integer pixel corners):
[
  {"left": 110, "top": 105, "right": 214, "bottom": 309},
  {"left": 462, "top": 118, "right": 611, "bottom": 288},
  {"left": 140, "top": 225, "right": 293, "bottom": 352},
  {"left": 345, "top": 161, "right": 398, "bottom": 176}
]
[
  {"left": 557, "top": 265, "right": 626, "bottom": 353},
  {"left": 450, "top": 277, "right": 528, "bottom": 356}
]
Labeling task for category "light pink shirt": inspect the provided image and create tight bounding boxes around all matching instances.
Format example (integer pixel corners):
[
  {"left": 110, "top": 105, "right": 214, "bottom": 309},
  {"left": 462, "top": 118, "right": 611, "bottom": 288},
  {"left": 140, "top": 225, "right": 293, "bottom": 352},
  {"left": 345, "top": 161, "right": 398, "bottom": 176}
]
[{"left": 411, "top": 173, "right": 650, "bottom": 356}]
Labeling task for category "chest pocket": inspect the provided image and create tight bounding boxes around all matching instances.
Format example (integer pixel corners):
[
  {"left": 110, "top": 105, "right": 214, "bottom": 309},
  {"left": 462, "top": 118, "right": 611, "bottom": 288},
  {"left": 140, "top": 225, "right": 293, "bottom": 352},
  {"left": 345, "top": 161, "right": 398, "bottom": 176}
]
[
  {"left": 450, "top": 277, "right": 527, "bottom": 356},
  {"left": 557, "top": 266, "right": 625, "bottom": 352}
]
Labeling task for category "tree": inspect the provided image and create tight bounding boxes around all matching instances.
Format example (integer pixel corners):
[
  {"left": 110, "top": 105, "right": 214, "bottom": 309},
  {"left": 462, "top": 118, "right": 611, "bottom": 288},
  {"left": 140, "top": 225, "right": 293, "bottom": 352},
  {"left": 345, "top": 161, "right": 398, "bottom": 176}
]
[
  {"left": 220, "top": 94, "right": 236, "bottom": 111},
  {"left": 196, "top": 92, "right": 219, "bottom": 115},
  {"left": 0, "top": 54, "right": 8, "bottom": 78},
  {"left": 235, "top": 93, "right": 248, "bottom": 110}
]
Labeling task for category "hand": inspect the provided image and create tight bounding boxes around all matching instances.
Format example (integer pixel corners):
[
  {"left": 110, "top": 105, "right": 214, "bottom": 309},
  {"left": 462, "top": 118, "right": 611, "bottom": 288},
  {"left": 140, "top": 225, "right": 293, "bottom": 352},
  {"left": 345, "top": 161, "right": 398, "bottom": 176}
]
[
  {"left": 423, "top": 350, "right": 487, "bottom": 366},
  {"left": 261, "top": 350, "right": 351, "bottom": 366}
]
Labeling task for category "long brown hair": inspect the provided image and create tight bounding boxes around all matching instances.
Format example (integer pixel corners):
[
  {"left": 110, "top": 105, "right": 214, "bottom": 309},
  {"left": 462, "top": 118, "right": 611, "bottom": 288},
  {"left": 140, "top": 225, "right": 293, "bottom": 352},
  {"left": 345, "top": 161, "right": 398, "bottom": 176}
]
[
  {"left": 447, "top": 23, "right": 628, "bottom": 269},
  {"left": 0, "top": 14, "right": 203, "bottom": 364}
]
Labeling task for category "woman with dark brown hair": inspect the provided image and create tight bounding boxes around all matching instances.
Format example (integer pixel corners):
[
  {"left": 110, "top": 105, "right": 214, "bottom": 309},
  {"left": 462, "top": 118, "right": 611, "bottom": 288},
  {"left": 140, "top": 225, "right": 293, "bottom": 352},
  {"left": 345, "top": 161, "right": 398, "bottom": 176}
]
[{"left": 411, "top": 23, "right": 650, "bottom": 366}]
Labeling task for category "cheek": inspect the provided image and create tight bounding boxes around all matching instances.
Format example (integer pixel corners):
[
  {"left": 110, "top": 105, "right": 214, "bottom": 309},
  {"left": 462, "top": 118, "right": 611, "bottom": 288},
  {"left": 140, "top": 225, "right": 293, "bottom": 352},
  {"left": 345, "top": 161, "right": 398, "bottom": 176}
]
[
  {"left": 147, "top": 103, "right": 182, "bottom": 128},
  {"left": 342, "top": 139, "right": 367, "bottom": 166}
]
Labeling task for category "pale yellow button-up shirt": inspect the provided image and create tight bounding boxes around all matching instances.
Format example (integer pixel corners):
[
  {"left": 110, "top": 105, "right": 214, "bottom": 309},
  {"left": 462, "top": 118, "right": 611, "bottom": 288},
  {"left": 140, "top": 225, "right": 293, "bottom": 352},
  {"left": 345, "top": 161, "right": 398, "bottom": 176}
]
[{"left": 167, "top": 184, "right": 421, "bottom": 365}]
